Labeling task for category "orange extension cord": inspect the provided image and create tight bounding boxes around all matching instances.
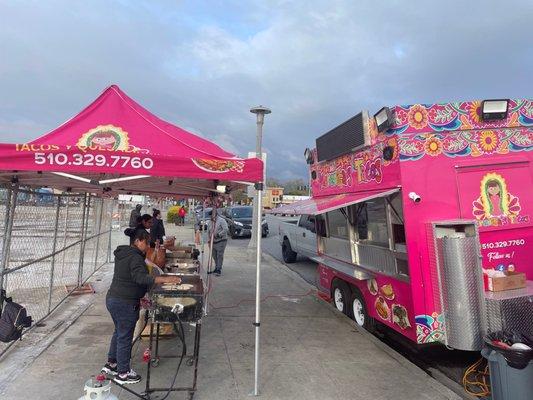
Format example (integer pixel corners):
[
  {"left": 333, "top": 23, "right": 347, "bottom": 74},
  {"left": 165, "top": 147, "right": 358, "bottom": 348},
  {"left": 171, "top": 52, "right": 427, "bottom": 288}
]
[{"left": 462, "top": 358, "right": 491, "bottom": 398}]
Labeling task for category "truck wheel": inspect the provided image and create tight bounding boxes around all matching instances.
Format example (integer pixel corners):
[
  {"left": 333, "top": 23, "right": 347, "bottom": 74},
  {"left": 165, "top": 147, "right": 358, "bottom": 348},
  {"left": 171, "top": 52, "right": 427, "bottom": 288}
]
[
  {"left": 282, "top": 239, "right": 297, "bottom": 263},
  {"left": 332, "top": 280, "right": 352, "bottom": 318},
  {"left": 350, "top": 288, "right": 375, "bottom": 332}
]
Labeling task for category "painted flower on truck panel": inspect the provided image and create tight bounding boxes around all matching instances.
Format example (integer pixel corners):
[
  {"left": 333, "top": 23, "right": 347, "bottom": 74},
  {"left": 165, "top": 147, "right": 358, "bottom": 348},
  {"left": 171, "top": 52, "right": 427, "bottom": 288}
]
[
  {"left": 407, "top": 104, "right": 429, "bottom": 130},
  {"left": 477, "top": 130, "right": 499, "bottom": 153},
  {"left": 467, "top": 101, "right": 482, "bottom": 124},
  {"left": 383, "top": 137, "right": 399, "bottom": 165},
  {"left": 424, "top": 136, "right": 442, "bottom": 156}
]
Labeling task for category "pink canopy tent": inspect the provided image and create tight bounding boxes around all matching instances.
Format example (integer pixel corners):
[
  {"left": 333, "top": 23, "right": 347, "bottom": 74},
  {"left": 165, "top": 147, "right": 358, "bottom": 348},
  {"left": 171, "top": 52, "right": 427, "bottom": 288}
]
[
  {"left": 0, "top": 85, "right": 267, "bottom": 394},
  {"left": 0, "top": 85, "right": 263, "bottom": 197}
]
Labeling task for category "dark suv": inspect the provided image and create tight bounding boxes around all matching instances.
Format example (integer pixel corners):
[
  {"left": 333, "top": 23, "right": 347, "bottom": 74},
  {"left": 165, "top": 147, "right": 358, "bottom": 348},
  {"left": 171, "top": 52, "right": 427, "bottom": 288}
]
[{"left": 223, "top": 206, "right": 269, "bottom": 239}]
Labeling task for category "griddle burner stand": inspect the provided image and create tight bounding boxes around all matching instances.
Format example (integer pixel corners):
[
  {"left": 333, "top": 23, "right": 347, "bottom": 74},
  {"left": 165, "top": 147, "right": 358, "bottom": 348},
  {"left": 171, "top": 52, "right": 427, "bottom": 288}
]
[
  {"left": 145, "top": 318, "right": 202, "bottom": 400},
  {"left": 113, "top": 318, "right": 202, "bottom": 400}
]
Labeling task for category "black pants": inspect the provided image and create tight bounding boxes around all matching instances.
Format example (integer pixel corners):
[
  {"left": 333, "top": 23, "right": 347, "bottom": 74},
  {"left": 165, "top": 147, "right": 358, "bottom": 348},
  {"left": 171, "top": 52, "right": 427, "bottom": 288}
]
[
  {"left": 106, "top": 297, "right": 140, "bottom": 374},
  {"left": 212, "top": 239, "right": 227, "bottom": 272}
]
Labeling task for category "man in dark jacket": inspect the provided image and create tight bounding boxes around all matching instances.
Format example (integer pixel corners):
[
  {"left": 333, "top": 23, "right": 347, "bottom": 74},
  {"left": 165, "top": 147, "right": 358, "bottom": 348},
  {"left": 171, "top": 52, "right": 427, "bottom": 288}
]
[
  {"left": 102, "top": 230, "right": 180, "bottom": 384},
  {"left": 128, "top": 204, "right": 142, "bottom": 228},
  {"left": 150, "top": 209, "right": 166, "bottom": 244}
]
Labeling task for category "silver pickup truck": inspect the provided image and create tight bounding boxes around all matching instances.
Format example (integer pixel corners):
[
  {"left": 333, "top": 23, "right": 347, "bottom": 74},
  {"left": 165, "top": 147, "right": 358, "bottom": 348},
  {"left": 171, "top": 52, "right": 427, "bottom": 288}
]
[{"left": 278, "top": 215, "right": 318, "bottom": 263}]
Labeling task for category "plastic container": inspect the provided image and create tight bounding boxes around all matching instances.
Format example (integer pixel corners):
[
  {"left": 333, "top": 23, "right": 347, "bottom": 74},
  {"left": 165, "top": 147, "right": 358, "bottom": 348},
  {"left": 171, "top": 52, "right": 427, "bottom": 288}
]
[{"left": 482, "top": 331, "right": 533, "bottom": 400}]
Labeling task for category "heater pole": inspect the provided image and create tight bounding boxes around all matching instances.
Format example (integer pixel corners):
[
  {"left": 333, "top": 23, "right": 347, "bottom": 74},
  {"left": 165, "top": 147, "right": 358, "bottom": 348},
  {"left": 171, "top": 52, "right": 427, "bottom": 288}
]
[
  {"left": 248, "top": 105, "right": 270, "bottom": 396},
  {"left": 253, "top": 183, "right": 263, "bottom": 396},
  {"left": 248, "top": 106, "right": 270, "bottom": 250}
]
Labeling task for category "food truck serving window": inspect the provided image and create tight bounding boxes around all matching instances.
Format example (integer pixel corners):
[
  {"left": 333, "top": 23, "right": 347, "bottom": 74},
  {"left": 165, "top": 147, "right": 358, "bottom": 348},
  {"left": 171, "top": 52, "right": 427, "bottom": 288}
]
[
  {"left": 388, "top": 193, "right": 407, "bottom": 252},
  {"left": 354, "top": 199, "right": 389, "bottom": 247},
  {"left": 326, "top": 208, "right": 349, "bottom": 239}
]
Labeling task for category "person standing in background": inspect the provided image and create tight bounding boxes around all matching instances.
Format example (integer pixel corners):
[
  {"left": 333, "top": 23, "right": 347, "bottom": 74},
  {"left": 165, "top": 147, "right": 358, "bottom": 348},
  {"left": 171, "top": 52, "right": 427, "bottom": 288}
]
[
  {"left": 178, "top": 205, "right": 186, "bottom": 226},
  {"left": 129, "top": 204, "right": 142, "bottom": 228},
  {"left": 206, "top": 208, "right": 229, "bottom": 276},
  {"left": 125, "top": 214, "right": 153, "bottom": 245},
  {"left": 150, "top": 209, "right": 166, "bottom": 244}
]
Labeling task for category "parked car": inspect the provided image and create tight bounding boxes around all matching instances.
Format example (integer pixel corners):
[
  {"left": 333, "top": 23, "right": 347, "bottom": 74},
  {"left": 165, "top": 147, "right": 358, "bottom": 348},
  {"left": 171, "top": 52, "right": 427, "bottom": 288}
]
[
  {"left": 195, "top": 207, "right": 212, "bottom": 230},
  {"left": 223, "top": 206, "right": 269, "bottom": 238},
  {"left": 278, "top": 214, "right": 318, "bottom": 263}
]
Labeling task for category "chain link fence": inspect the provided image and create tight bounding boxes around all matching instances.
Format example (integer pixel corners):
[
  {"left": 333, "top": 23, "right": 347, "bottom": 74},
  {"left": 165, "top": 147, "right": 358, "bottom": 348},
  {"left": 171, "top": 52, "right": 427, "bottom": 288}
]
[{"left": 0, "top": 187, "right": 118, "bottom": 356}]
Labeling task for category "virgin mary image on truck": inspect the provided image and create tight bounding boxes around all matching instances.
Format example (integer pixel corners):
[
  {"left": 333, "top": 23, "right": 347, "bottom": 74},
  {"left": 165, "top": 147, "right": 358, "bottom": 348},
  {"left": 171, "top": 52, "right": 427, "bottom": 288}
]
[{"left": 472, "top": 172, "right": 521, "bottom": 226}]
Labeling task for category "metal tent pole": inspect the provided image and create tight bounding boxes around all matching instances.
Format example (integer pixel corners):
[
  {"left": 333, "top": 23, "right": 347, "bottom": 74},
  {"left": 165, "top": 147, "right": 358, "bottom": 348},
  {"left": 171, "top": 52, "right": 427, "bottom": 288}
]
[
  {"left": 48, "top": 195, "right": 62, "bottom": 312},
  {"left": 204, "top": 207, "right": 215, "bottom": 316},
  {"left": 1, "top": 186, "right": 13, "bottom": 270},
  {"left": 77, "top": 194, "right": 89, "bottom": 287},
  {"left": 107, "top": 200, "right": 113, "bottom": 263},
  {"left": 0, "top": 184, "right": 17, "bottom": 299},
  {"left": 93, "top": 198, "right": 104, "bottom": 270},
  {"left": 0, "top": 185, "right": 11, "bottom": 314},
  {"left": 253, "top": 183, "right": 263, "bottom": 396},
  {"left": 2, "top": 186, "right": 12, "bottom": 241},
  {"left": 60, "top": 196, "right": 70, "bottom": 280},
  {"left": 200, "top": 204, "right": 205, "bottom": 268}
]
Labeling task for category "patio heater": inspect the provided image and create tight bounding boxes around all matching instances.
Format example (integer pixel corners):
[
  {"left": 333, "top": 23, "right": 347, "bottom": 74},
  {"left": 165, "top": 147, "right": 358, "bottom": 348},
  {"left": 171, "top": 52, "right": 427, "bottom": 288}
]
[{"left": 249, "top": 105, "right": 271, "bottom": 396}]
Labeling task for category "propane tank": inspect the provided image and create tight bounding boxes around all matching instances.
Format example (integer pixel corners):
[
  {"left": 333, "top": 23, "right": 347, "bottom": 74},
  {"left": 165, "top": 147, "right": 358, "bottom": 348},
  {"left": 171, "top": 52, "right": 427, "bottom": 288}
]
[{"left": 78, "top": 374, "right": 118, "bottom": 400}]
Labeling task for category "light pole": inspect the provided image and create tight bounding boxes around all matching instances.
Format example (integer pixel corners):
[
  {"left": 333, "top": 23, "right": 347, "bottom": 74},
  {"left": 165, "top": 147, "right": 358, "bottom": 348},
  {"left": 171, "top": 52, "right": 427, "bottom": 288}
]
[
  {"left": 248, "top": 105, "right": 270, "bottom": 397},
  {"left": 248, "top": 105, "right": 271, "bottom": 250}
]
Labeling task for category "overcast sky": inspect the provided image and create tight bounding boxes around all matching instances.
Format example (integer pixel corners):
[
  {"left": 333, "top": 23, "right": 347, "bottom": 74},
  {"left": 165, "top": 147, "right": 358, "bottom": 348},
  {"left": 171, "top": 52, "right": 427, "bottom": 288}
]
[{"left": 1, "top": 0, "right": 532, "bottom": 180}]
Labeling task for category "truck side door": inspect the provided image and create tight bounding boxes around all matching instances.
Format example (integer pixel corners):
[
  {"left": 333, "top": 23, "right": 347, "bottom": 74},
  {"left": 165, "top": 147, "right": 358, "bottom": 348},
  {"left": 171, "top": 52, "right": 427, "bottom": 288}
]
[{"left": 298, "top": 215, "right": 317, "bottom": 257}]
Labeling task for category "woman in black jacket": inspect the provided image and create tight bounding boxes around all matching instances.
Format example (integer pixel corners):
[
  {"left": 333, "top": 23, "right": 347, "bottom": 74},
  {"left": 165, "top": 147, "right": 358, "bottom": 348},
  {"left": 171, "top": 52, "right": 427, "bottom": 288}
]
[
  {"left": 101, "top": 229, "right": 180, "bottom": 384},
  {"left": 124, "top": 214, "right": 153, "bottom": 245},
  {"left": 150, "top": 209, "right": 166, "bottom": 245}
]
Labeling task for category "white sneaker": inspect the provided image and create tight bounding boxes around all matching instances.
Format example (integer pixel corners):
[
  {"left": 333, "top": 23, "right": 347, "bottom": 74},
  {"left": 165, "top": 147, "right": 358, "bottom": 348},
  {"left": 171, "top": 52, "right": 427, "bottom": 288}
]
[{"left": 113, "top": 369, "right": 141, "bottom": 384}]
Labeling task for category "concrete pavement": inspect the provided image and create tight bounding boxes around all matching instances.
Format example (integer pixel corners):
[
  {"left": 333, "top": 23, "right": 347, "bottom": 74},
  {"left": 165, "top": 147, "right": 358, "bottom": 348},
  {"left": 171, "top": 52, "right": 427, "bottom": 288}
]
[
  {"left": 229, "top": 215, "right": 319, "bottom": 287},
  {"left": 0, "top": 224, "right": 461, "bottom": 400}
]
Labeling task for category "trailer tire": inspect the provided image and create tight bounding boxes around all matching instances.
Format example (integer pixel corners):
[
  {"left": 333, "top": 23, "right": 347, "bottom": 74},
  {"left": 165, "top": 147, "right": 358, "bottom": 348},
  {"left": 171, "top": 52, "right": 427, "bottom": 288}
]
[
  {"left": 332, "top": 280, "right": 352, "bottom": 318},
  {"left": 282, "top": 239, "right": 297, "bottom": 263},
  {"left": 350, "top": 288, "right": 375, "bottom": 332}
]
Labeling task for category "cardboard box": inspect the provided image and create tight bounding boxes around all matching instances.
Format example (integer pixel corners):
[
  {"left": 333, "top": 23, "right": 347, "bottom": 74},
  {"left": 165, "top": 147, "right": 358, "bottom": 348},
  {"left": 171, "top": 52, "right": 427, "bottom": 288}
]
[{"left": 486, "top": 271, "right": 526, "bottom": 292}]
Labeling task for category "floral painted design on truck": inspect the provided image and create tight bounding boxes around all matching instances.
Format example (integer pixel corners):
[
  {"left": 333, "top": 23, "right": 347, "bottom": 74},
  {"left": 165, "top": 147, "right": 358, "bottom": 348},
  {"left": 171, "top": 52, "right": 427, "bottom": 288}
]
[
  {"left": 392, "top": 99, "right": 533, "bottom": 134},
  {"left": 393, "top": 100, "right": 533, "bottom": 160},
  {"left": 398, "top": 129, "right": 532, "bottom": 161},
  {"left": 415, "top": 313, "right": 446, "bottom": 344}
]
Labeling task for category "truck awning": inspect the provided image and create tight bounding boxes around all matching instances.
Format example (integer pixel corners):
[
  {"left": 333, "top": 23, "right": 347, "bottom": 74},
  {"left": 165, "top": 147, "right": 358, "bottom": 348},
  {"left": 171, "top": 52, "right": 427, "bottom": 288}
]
[{"left": 270, "top": 188, "right": 400, "bottom": 215}]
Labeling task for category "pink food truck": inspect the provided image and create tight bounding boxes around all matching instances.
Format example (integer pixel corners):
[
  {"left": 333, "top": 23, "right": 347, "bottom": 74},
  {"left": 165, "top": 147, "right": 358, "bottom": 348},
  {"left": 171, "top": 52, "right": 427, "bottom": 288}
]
[{"left": 275, "top": 99, "right": 533, "bottom": 350}]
